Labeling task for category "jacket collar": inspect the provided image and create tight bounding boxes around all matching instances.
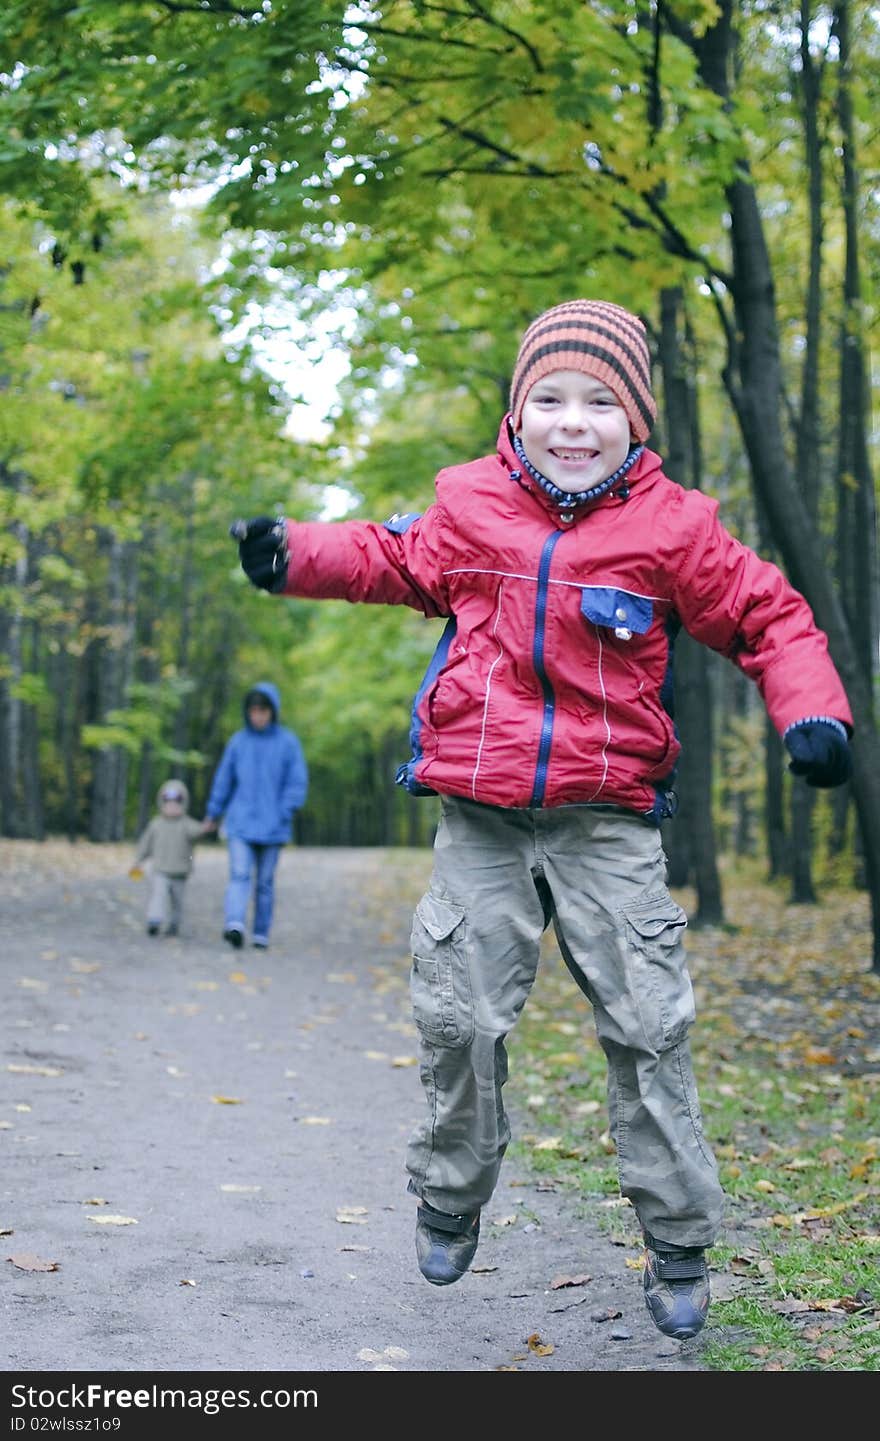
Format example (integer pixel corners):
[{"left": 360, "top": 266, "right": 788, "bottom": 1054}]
[{"left": 495, "top": 415, "right": 663, "bottom": 525}]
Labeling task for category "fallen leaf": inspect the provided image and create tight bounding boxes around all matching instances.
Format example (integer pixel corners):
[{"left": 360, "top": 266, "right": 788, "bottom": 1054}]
[
  {"left": 471, "top": 1263, "right": 499, "bottom": 1274},
  {"left": 179, "top": 1279, "right": 197, "bottom": 1287},
  {"left": 220, "top": 1184, "right": 261, "bottom": 1193},
  {"left": 166, "top": 1066, "right": 186, "bottom": 1077},
  {"left": 336, "top": 1206, "right": 368, "bottom": 1225},
  {"left": 0, "top": 1228, "right": 12, "bottom": 1237},
  {"left": 532, "top": 1137, "right": 563, "bottom": 1152},
  {"left": 526, "top": 1332, "right": 554, "bottom": 1356},
  {"left": 364, "top": 1051, "right": 389, "bottom": 1061},
  {"left": 0, "top": 1122, "right": 11, "bottom": 1131},
  {"left": 549, "top": 1273, "right": 592, "bottom": 1290},
  {"left": 339, "top": 1245, "right": 371, "bottom": 1253},
  {"left": 391, "top": 1056, "right": 418, "bottom": 1067},
  {"left": 7, "top": 1063, "right": 63, "bottom": 1077},
  {"left": 297, "top": 1116, "right": 331, "bottom": 1125},
  {"left": 489, "top": 1214, "right": 519, "bottom": 1227},
  {"left": 327, "top": 972, "right": 357, "bottom": 984},
  {"left": 70, "top": 960, "right": 100, "bottom": 974},
  {"left": 19, "top": 978, "right": 49, "bottom": 991},
  {"left": 87, "top": 1215, "right": 138, "bottom": 1226},
  {"left": 81, "top": 1199, "right": 108, "bottom": 1207},
  {"left": 8, "top": 1253, "right": 60, "bottom": 1271},
  {"left": 229, "top": 971, "right": 248, "bottom": 984},
  {"left": 210, "top": 1095, "right": 242, "bottom": 1105}
]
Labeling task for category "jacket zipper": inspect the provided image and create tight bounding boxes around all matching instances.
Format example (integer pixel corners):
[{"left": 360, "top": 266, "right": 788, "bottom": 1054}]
[{"left": 529, "top": 530, "right": 563, "bottom": 806}]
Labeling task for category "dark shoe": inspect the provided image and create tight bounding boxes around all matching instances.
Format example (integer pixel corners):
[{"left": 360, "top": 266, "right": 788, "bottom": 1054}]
[
  {"left": 223, "top": 927, "right": 244, "bottom": 949},
  {"left": 166, "top": 924, "right": 178, "bottom": 937},
  {"left": 643, "top": 1231, "right": 710, "bottom": 1340},
  {"left": 415, "top": 1199, "right": 481, "bottom": 1286},
  {"left": 147, "top": 923, "right": 160, "bottom": 936}
]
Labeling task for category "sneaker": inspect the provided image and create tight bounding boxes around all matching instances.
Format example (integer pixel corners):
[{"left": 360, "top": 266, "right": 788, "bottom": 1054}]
[
  {"left": 223, "top": 927, "right": 244, "bottom": 949},
  {"left": 643, "top": 1231, "right": 710, "bottom": 1340},
  {"left": 252, "top": 937, "right": 268, "bottom": 949},
  {"left": 147, "top": 923, "right": 160, "bottom": 936},
  {"left": 415, "top": 1198, "right": 481, "bottom": 1286}
]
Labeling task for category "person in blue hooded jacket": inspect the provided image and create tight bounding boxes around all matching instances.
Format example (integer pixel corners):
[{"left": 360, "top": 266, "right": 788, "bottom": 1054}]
[{"left": 203, "top": 682, "right": 308, "bottom": 949}]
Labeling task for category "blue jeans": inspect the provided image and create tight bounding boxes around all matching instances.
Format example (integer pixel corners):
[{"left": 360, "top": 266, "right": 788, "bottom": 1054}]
[{"left": 225, "top": 838, "right": 282, "bottom": 943}]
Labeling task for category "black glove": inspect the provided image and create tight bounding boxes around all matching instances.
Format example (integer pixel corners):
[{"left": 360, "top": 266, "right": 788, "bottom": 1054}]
[
  {"left": 784, "top": 720, "right": 852, "bottom": 788},
  {"left": 230, "top": 516, "right": 289, "bottom": 593}
]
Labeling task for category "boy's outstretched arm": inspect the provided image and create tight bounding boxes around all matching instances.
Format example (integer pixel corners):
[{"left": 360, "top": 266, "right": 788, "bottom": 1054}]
[{"left": 231, "top": 512, "right": 449, "bottom": 617}]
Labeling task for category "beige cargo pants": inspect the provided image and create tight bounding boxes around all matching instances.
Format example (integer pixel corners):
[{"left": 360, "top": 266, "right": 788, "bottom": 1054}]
[{"left": 405, "top": 796, "right": 724, "bottom": 1248}]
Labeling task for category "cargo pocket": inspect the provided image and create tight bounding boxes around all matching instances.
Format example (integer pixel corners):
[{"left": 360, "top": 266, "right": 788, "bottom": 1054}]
[
  {"left": 622, "top": 894, "right": 694, "bottom": 1049},
  {"left": 409, "top": 892, "right": 473, "bottom": 1047}
]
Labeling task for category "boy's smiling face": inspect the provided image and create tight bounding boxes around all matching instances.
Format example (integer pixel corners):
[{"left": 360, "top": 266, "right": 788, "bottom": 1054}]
[{"left": 517, "top": 368, "right": 632, "bottom": 494}]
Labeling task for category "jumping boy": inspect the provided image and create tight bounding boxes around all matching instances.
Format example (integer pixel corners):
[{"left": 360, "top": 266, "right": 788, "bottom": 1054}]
[{"left": 232, "top": 299, "right": 852, "bottom": 1340}]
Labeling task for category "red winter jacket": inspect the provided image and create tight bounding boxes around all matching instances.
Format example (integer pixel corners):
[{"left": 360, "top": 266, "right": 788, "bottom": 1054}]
[{"left": 281, "top": 419, "right": 853, "bottom": 818}]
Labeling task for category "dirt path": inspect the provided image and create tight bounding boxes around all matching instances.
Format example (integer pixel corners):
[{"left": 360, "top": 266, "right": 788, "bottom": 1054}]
[{"left": 1, "top": 840, "right": 709, "bottom": 1376}]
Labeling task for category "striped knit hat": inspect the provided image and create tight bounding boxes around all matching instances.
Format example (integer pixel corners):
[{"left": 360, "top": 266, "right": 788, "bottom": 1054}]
[{"left": 509, "top": 299, "right": 656, "bottom": 442}]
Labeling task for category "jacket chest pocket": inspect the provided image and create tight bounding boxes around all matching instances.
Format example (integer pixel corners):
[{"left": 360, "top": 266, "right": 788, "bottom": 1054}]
[
  {"left": 410, "top": 893, "right": 474, "bottom": 1048},
  {"left": 580, "top": 587, "right": 654, "bottom": 642}
]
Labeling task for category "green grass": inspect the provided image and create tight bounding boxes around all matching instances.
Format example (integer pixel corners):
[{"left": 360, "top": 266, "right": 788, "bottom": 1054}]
[{"left": 504, "top": 865, "right": 880, "bottom": 1372}]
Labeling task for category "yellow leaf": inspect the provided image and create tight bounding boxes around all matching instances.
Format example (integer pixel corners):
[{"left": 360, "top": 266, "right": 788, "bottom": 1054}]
[
  {"left": 755, "top": 1180, "right": 776, "bottom": 1193},
  {"left": 87, "top": 1215, "right": 138, "bottom": 1226},
  {"left": 229, "top": 971, "right": 248, "bottom": 984},
  {"left": 532, "top": 1136, "right": 563, "bottom": 1152},
  {"left": 391, "top": 1056, "right": 419, "bottom": 1067},
  {"left": 336, "top": 1206, "right": 368, "bottom": 1225},
  {"left": 791, "top": 1192, "right": 868, "bottom": 1223},
  {"left": 220, "top": 1184, "right": 262, "bottom": 1193},
  {"left": 210, "top": 1095, "right": 242, "bottom": 1105},
  {"left": 527, "top": 1332, "right": 554, "bottom": 1356},
  {"left": 803, "top": 1047, "right": 836, "bottom": 1066},
  {"left": 297, "top": 1116, "right": 331, "bottom": 1125},
  {"left": 364, "top": 1051, "right": 389, "bottom": 1061},
  {"left": 7, "top": 1063, "right": 63, "bottom": 1077},
  {"left": 7, "top": 1253, "right": 60, "bottom": 1272}
]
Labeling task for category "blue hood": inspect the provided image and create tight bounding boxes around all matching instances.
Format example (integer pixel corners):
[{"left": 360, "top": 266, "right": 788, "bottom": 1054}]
[{"left": 244, "top": 680, "right": 281, "bottom": 725}]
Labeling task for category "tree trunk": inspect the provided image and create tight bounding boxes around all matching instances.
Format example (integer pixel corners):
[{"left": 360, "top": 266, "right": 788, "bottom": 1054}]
[
  {"left": 765, "top": 717, "right": 788, "bottom": 879},
  {"left": 0, "top": 513, "right": 28, "bottom": 837},
  {"left": 657, "top": 286, "right": 724, "bottom": 923},
  {"left": 684, "top": 3, "right": 880, "bottom": 970},
  {"left": 89, "top": 529, "right": 130, "bottom": 841},
  {"left": 834, "top": 0, "right": 879, "bottom": 694}
]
